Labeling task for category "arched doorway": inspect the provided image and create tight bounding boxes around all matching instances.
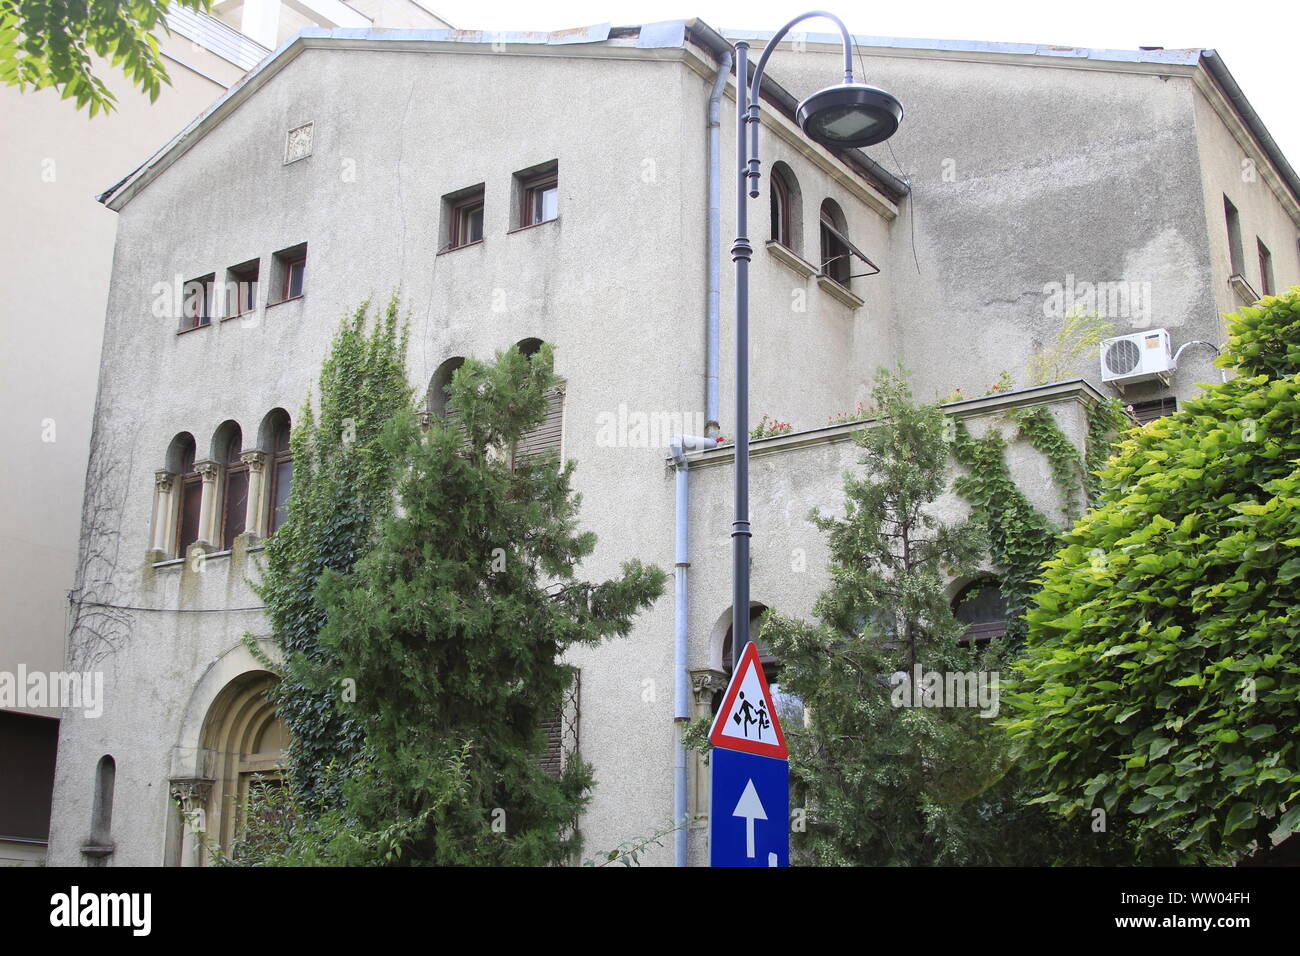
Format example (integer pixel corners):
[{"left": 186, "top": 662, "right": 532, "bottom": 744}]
[{"left": 194, "top": 671, "right": 288, "bottom": 865}]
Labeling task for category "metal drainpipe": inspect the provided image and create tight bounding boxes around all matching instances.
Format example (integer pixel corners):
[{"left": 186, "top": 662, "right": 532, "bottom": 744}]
[
  {"left": 705, "top": 50, "right": 731, "bottom": 438},
  {"left": 671, "top": 434, "right": 715, "bottom": 867}
]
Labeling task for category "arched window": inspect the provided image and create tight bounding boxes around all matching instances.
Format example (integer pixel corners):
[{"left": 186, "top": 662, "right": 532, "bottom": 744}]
[
  {"left": 89, "top": 754, "right": 115, "bottom": 848},
  {"left": 426, "top": 356, "right": 466, "bottom": 422},
  {"left": 820, "top": 199, "right": 852, "bottom": 287},
  {"left": 262, "top": 411, "right": 293, "bottom": 535},
  {"left": 168, "top": 433, "right": 201, "bottom": 558},
  {"left": 213, "top": 422, "right": 247, "bottom": 551},
  {"left": 952, "top": 579, "right": 1009, "bottom": 645},
  {"left": 515, "top": 339, "right": 564, "bottom": 464},
  {"left": 717, "top": 604, "right": 803, "bottom": 727},
  {"left": 769, "top": 162, "right": 802, "bottom": 251}
]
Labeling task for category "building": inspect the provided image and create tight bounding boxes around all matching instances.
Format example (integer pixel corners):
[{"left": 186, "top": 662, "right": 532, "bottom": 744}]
[
  {"left": 0, "top": 0, "right": 450, "bottom": 865},
  {"left": 43, "top": 19, "right": 1299, "bottom": 866}
]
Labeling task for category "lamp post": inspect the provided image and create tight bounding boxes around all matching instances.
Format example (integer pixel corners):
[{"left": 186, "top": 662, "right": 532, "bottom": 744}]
[{"left": 729, "top": 13, "right": 903, "bottom": 661}]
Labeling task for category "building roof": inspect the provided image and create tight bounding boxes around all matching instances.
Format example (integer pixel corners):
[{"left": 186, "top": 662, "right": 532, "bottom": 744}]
[
  {"left": 97, "top": 21, "right": 1299, "bottom": 214},
  {"left": 724, "top": 28, "right": 1300, "bottom": 210},
  {"left": 97, "top": 19, "right": 908, "bottom": 211}
]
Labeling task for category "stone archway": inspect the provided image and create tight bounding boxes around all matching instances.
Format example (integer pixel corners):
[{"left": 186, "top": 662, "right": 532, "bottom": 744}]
[{"left": 197, "top": 671, "right": 288, "bottom": 864}]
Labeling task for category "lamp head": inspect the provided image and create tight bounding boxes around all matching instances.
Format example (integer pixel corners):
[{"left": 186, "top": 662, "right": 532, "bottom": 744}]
[{"left": 796, "top": 83, "right": 903, "bottom": 148}]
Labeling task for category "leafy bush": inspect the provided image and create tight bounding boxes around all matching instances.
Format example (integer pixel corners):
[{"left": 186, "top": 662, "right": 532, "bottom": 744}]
[{"left": 1005, "top": 287, "right": 1300, "bottom": 862}]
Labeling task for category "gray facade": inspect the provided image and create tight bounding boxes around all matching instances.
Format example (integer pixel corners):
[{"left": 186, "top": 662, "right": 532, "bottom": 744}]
[{"left": 47, "top": 21, "right": 1299, "bottom": 867}]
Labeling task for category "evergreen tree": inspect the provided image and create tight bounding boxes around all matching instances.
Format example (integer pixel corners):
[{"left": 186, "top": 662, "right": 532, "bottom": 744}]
[
  {"left": 256, "top": 296, "right": 412, "bottom": 808},
  {"left": 761, "top": 371, "right": 1083, "bottom": 864},
  {"left": 312, "top": 343, "right": 666, "bottom": 865}
]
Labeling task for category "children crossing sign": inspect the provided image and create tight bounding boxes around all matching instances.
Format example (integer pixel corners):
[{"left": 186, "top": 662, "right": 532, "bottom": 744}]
[
  {"left": 708, "top": 642, "right": 788, "bottom": 759},
  {"left": 708, "top": 642, "right": 790, "bottom": 866}
]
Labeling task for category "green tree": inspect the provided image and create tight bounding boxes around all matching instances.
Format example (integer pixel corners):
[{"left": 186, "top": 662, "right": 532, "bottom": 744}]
[
  {"left": 308, "top": 344, "right": 665, "bottom": 865},
  {"left": 760, "top": 371, "right": 1068, "bottom": 865},
  {"left": 1, "top": 0, "right": 209, "bottom": 115},
  {"left": 1004, "top": 287, "right": 1300, "bottom": 863},
  {"left": 256, "top": 297, "right": 412, "bottom": 809}
]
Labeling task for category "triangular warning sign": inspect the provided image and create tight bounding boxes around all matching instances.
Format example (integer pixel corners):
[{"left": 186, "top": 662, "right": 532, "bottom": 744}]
[{"left": 708, "top": 642, "right": 788, "bottom": 759}]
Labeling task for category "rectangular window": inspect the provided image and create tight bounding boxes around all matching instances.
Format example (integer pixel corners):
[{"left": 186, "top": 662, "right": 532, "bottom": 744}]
[
  {"left": 271, "top": 243, "right": 307, "bottom": 303},
  {"left": 513, "top": 161, "right": 559, "bottom": 230},
  {"left": 443, "top": 185, "right": 486, "bottom": 251},
  {"left": 820, "top": 220, "right": 851, "bottom": 286},
  {"left": 177, "top": 475, "right": 202, "bottom": 555},
  {"left": 180, "top": 274, "right": 215, "bottom": 331},
  {"left": 225, "top": 259, "right": 259, "bottom": 318},
  {"left": 1131, "top": 396, "right": 1177, "bottom": 424},
  {"left": 271, "top": 457, "right": 293, "bottom": 533},
  {"left": 1224, "top": 196, "right": 1244, "bottom": 275},
  {"left": 1257, "top": 238, "right": 1274, "bottom": 296},
  {"left": 222, "top": 468, "right": 249, "bottom": 550}
]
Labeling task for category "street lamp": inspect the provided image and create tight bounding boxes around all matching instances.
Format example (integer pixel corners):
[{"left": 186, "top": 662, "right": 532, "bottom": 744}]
[{"left": 730, "top": 12, "right": 903, "bottom": 660}]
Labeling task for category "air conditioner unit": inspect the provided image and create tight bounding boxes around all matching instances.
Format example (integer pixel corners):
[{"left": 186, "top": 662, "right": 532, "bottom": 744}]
[{"left": 1099, "top": 328, "right": 1173, "bottom": 389}]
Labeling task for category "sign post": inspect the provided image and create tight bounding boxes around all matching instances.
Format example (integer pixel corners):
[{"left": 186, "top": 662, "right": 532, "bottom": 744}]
[{"left": 708, "top": 643, "right": 790, "bottom": 866}]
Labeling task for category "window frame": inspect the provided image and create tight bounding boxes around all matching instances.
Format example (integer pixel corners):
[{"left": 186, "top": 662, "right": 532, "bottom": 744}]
[
  {"left": 1257, "top": 238, "right": 1274, "bottom": 296},
  {"left": 225, "top": 259, "right": 260, "bottom": 319},
  {"left": 179, "top": 274, "right": 216, "bottom": 332},
  {"left": 770, "top": 172, "right": 791, "bottom": 247},
  {"left": 520, "top": 175, "right": 558, "bottom": 228},
  {"left": 449, "top": 195, "right": 485, "bottom": 250}
]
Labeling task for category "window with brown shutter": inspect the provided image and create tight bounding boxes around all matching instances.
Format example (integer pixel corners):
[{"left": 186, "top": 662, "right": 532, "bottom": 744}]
[
  {"left": 1131, "top": 396, "right": 1177, "bottom": 425},
  {"left": 534, "top": 673, "right": 579, "bottom": 779},
  {"left": 515, "top": 384, "right": 565, "bottom": 465}
]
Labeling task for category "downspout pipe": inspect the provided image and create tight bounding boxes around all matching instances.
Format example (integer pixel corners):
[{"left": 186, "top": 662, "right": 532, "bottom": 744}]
[
  {"left": 705, "top": 49, "right": 731, "bottom": 438},
  {"left": 671, "top": 434, "right": 716, "bottom": 867}
]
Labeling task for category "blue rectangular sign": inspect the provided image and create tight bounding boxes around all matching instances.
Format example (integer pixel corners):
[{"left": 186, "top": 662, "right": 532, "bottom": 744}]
[{"left": 709, "top": 746, "right": 789, "bottom": 867}]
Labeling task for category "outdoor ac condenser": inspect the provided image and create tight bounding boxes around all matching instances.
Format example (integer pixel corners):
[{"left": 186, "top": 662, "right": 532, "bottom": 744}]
[{"left": 1099, "top": 328, "right": 1174, "bottom": 388}]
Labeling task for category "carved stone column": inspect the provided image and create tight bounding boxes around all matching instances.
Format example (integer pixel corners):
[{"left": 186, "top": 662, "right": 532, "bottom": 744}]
[
  {"left": 150, "top": 471, "right": 177, "bottom": 559},
  {"left": 240, "top": 450, "right": 267, "bottom": 539},
  {"left": 194, "top": 459, "right": 221, "bottom": 549},
  {"left": 169, "top": 778, "right": 213, "bottom": 867},
  {"left": 688, "top": 669, "right": 729, "bottom": 820}
]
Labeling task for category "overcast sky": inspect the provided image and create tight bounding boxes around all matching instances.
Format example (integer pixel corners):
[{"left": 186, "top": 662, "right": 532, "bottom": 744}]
[{"left": 429, "top": 0, "right": 1299, "bottom": 169}]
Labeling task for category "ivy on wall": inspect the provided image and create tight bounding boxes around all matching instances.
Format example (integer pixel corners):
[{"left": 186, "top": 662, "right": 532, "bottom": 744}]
[
  {"left": 253, "top": 295, "right": 412, "bottom": 809},
  {"left": 951, "top": 395, "right": 1130, "bottom": 642}
]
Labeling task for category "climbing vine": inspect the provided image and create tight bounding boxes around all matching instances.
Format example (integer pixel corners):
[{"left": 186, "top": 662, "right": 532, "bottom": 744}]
[
  {"left": 950, "top": 423, "right": 1061, "bottom": 645},
  {"left": 254, "top": 295, "right": 412, "bottom": 810},
  {"left": 1012, "top": 406, "right": 1087, "bottom": 519},
  {"left": 951, "top": 395, "right": 1132, "bottom": 643},
  {"left": 1085, "top": 396, "right": 1132, "bottom": 503}
]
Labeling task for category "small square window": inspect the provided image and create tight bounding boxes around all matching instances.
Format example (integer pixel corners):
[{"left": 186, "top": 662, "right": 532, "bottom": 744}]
[
  {"left": 271, "top": 244, "right": 307, "bottom": 303},
  {"left": 453, "top": 199, "right": 484, "bottom": 247},
  {"left": 180, "top": 273, "right": 215, "bottom": 331},
  {"left": 225, "top": 259, "right": 259, "bottom": 318},
  {"left": 512, "top": 161, "right": 559, "bottom": 230}
]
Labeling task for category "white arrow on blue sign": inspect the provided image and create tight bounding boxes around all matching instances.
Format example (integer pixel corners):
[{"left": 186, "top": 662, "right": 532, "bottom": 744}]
[{"left": 710, "top": 746, "right": 789, "bottom": 867}]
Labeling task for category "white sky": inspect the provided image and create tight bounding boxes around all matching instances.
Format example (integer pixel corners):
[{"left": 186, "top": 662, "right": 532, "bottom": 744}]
[{"left": 429, "top": 0, "right": 1299, "bottom": 170}]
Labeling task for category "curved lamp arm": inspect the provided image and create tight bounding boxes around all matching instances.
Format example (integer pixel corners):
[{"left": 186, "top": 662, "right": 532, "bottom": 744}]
[{"left": 743, "top": 11, "right": 855, "bottom": 197}]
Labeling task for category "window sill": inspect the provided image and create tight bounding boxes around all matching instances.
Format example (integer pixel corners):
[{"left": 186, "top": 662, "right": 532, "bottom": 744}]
[
  {"left": 437, "top": 239, "right": 484, "bottom": 256},
  {"left": 176, "top": 321, "right": 212, "bottom": 336},
  {"left": 221, "top": 310, "right": 260, "bottom": 323},
  {"left": 816, "top": 274, "right": 864, "bottom": 310},
  {"left": 765, "top": 240, "right": 817, "bottom": 279},
  {"left": 268, "top": 295, "right": 305, "bottom": 309},
  {"left": 1228, "top": 273, "right": 1259, "bottom": 305},
  {"left": 507, "top": 217, "right": 559, "bottom": 236}
]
